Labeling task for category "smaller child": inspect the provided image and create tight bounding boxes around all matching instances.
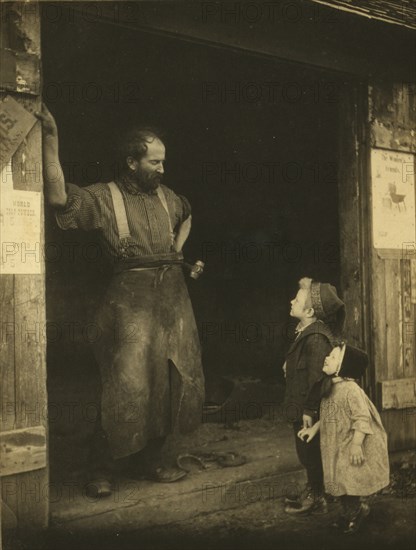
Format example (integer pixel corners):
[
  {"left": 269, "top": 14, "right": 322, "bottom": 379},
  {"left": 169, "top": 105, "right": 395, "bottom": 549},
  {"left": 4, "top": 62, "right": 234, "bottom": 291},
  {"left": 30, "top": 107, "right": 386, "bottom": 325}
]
[{"left": 298, "top": 343, "right": 390, "bottom": 534}]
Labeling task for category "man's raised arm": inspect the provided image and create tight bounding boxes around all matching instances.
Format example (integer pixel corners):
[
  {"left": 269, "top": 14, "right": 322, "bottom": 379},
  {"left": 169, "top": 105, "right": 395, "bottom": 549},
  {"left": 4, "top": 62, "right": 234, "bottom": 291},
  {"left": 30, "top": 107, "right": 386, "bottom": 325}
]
[{"left": 35, "top": 104, "right": 68, "bottom": 208}]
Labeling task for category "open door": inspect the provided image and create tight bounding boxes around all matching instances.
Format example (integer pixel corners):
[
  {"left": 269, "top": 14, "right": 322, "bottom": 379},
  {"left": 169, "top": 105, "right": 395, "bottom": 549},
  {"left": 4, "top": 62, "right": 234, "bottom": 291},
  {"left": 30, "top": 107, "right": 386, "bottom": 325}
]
[{"left": 0, "top": 1, "right": 48, "bottom": 541}]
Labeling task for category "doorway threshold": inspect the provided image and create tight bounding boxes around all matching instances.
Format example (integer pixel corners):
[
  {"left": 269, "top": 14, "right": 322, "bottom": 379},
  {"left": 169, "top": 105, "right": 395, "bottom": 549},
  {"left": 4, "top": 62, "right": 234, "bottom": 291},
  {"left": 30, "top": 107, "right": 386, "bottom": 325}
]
[{"left": 50, "top": 414, "right": 305, "bottom": 533}]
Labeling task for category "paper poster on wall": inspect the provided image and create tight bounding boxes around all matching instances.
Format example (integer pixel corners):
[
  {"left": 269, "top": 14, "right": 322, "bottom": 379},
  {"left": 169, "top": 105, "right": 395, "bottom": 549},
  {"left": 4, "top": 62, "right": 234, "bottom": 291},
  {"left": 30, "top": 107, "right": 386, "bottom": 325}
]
[
  {"left": 0, "top": 161, "right": 41, "bottom": 274},
  {"left": 0, "top": 95, "right": 37, "bottom": 167},
  {"left": 371, "top": 149, "right": 415, "bottom": 252}
]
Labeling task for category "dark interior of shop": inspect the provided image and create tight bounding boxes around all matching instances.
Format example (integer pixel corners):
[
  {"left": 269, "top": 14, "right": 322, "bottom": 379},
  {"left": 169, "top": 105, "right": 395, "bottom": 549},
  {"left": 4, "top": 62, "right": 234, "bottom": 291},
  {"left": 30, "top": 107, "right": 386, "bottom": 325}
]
[{"left": 41, "top": 10, "right": 341, "bottom": 480}]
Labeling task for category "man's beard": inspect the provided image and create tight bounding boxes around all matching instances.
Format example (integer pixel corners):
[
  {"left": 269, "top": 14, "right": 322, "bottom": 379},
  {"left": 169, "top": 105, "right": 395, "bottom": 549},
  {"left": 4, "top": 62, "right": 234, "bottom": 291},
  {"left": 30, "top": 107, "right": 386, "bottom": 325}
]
[{"left": 131, "top": 168, "right": 163, "bottom": 192}]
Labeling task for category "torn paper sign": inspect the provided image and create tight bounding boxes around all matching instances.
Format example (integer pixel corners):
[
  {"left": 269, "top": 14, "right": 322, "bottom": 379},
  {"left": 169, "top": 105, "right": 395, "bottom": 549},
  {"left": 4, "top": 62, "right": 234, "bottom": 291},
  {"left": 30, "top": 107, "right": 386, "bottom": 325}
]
[
  {"left": 0, "top": 95, "right": 37, "bottom": 167},
  {"left": 371, "top": 149, "right": 415, "bottom": 250},
  {"left": 1, "top": 161, "right": 42, "bottom": 274}
]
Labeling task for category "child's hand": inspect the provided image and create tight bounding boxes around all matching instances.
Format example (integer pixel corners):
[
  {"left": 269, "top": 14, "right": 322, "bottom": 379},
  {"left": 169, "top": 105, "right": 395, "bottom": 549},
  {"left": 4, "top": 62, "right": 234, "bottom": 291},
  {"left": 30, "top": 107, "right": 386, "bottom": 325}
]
[
  {"left": 302, "top": 414, "right": 313, "bottom": 428},
  {"left": 350, "top": 443, "right": 365, "bottom": 465},
  {"left": 297, "top": 427, "right": 316, "bottom": 443}
]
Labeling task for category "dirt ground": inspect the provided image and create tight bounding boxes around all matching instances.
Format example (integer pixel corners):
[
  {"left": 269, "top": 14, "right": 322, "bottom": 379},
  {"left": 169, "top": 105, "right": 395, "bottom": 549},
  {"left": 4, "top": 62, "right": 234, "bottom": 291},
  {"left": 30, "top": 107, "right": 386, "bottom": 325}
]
[
  {"left": 5, "top": 412, "right": 415, "bottom": 550},
  {"left": 3, "top": 408, "right": 416, "bottom": 550},
  {"left": 5, "top": 493, "right": 415, "bottom": 550}
]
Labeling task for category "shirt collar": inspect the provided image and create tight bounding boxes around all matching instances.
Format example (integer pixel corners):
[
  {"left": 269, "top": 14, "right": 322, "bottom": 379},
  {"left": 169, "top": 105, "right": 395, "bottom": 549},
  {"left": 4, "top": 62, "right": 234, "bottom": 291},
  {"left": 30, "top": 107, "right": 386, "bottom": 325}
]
[
  {"left": 294, "top": 324, "right": 305, "bottom": 336},
  {"left": 332, "top": 376, "right": 356, "bottom": 384},
  {"left": 294, "top": 319, "right": 322, "bottom": 336}
]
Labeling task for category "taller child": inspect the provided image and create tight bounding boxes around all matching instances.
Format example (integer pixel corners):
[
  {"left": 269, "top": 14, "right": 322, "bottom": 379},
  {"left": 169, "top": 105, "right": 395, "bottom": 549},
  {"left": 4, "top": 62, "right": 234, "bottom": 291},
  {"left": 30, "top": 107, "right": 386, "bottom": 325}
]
[{"left": 283, "top": 277, "right": 345, "bottom": 514}]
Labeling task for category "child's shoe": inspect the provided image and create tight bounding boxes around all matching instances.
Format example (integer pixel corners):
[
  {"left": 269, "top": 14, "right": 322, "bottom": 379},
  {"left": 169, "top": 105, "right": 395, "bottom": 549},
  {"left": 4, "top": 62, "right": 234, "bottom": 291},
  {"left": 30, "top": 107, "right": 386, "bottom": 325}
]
[
  {"left": 331, "top": 514, "right": 348, "bottom": 530},
  {"left": 283, "top": 483, "right": 308, "bottom": 506},
  {"left": 285, "top": 491, "right": 328, "bottom": 515},
  {"left": 342, "top": 503, "right": 370, "bottom": 535},
  {"left": 312, "top": 495, "right": 329, "bottom": 514}
]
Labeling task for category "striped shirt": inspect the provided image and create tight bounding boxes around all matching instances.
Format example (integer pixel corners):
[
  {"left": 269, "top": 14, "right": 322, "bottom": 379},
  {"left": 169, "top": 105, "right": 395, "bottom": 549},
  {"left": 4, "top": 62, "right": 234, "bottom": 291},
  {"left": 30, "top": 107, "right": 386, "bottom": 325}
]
[{"left": 55, "top": 181, "right": 191, "bottom": 262}]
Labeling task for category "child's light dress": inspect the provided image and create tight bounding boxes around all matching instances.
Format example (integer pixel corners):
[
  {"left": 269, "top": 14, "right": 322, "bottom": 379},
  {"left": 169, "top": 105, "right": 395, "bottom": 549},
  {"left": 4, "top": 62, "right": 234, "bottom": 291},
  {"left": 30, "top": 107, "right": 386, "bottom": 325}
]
[{"left": 320, "top": 379, "right": 389, "bottom": 496}]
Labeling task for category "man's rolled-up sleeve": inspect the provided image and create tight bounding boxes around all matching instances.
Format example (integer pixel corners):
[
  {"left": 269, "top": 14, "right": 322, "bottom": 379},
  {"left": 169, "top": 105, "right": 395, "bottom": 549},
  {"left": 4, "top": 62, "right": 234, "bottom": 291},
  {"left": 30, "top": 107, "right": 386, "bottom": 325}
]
[
  {"left": 177, "top": 194, "right": 192, "bottom": 221},
  {"left": 55, "top": 183, "right": 102, "bottom": 231}
]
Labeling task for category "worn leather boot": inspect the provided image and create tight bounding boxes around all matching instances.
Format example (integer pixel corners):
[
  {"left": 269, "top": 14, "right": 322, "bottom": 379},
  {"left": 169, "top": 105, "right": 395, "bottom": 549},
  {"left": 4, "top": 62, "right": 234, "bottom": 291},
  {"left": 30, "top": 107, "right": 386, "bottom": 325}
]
[
  {"left": 85, "top": 478, "right": 113, "bottom": 498},
  {"left": 283, "top": 483, "right": 307, "bottom": 506},
  {"left": 285, "top": 491, "right": 328, "bottom": 515},
  {"left": 343, "top": 503, "right": 370, "bottom": 534},
  {"left": 146, "top": 465, "right": 188, "bottom": 483}
]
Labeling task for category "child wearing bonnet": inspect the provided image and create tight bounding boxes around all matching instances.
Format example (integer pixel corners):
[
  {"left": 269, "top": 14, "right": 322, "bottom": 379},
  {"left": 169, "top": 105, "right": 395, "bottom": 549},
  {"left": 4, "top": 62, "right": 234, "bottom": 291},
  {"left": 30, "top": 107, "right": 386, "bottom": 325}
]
[{"left": 298, "top": 343, "right": 390, "bottom": 534}]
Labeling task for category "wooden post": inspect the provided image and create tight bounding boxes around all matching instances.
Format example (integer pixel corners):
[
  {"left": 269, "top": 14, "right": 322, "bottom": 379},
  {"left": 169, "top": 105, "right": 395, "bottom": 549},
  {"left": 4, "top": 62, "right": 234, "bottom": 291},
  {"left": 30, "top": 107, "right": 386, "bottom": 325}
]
[
  {"left": 338, "top": 81, "right": 372, "bottom": 394},
  {"left": 0, "top": 0, "right": 48, "bottom": 537}
]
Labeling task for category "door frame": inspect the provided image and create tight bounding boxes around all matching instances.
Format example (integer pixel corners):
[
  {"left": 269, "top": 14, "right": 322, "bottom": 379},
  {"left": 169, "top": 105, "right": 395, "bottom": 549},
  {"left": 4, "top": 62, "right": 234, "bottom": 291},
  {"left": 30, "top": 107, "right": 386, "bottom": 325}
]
[{"left": 338, "top": 79, "right": 374, "bottom": 397}]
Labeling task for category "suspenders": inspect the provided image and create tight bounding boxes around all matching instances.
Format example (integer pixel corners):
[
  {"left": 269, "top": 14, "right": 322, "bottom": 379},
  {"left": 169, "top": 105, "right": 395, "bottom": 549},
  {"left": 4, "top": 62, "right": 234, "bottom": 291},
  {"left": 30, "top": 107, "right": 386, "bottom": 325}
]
[
  {"left": 156, "top": 185, "right": 175, "bottom": 243},
  {"left": 107, "top": 182, "right": 200, "bottom": 279},
  {"left": 107, "top": 182, "right": 175, "bottom": 248},
  {"left": 156, "top": 186, "right": 175, "bottom": 245},
  {"left": 108, "top": 182, "right": 131, "bottom": 240}
]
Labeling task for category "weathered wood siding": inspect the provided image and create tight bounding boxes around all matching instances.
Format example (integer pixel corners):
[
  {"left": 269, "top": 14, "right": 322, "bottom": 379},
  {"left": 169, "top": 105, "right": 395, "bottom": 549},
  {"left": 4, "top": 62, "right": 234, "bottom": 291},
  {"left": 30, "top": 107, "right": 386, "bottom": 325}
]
[
  {"left": 338, "top": 82, "right": 371, "bottom": 362},
  {"left": 0, "top": 0, "right": 48, "bottom": 534},
  {"left": 369, "top": 81, "right": 416, "bottom": 450}
]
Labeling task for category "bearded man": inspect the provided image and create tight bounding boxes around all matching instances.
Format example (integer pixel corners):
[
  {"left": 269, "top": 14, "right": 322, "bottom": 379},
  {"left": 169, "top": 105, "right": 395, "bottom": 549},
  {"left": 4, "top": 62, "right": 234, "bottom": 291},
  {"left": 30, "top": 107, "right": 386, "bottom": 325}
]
[{"left": 36, "top": 106, "right": 205, "bottom": 495}]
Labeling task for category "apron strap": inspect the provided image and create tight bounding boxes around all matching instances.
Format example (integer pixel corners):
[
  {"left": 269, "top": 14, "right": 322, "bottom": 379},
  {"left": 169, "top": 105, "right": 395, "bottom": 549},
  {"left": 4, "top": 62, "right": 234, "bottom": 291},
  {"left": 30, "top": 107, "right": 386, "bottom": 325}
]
[
  {"left": 156, "top": 185, "right": 175, "bottom": 245},
  {"left": 108, "top": 181, "right": 131, "bottom": 240}
]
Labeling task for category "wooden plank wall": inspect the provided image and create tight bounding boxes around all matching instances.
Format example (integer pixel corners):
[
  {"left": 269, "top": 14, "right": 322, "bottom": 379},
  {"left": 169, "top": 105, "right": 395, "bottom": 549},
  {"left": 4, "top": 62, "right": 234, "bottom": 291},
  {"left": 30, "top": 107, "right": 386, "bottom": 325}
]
[
  {"left": 338, "top": 82, "right": 374, "bottom": 398},
  {"left": 369, "top": 81, "right": 416, "bottom": 451},
  {"left": 0, "top": 0, "right": 48, "bottom": 535}
]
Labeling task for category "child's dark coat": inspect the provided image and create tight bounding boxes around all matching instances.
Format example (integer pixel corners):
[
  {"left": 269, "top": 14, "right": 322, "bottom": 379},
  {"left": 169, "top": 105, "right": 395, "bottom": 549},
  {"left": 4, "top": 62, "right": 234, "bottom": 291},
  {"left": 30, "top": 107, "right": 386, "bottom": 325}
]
[{"left": 284, "top": 320, "right": 335, "bottom": 422}]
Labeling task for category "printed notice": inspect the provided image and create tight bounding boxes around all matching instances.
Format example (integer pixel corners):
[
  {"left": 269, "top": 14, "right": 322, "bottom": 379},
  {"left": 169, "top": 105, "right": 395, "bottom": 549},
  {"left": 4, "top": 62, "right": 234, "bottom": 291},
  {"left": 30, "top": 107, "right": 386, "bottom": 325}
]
[
  {"left": 0, "top": 95, "right": 37, "bottom": 167},
  {"left": 0, "top": 162, "right": 41, "bottom": 274},
  {"left": 371, "top": 149, "right": 415, "bottom": 250}
]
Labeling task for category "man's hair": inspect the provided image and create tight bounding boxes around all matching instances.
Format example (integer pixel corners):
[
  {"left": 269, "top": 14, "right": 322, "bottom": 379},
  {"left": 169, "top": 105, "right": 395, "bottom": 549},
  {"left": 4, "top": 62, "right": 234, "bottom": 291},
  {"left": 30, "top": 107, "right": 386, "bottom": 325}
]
[
  {"left": 298, "top": 277, "right": 313, "bottom": 309},
  {"left": 116, "top": 126, "right": 166, "bottom": 165}
]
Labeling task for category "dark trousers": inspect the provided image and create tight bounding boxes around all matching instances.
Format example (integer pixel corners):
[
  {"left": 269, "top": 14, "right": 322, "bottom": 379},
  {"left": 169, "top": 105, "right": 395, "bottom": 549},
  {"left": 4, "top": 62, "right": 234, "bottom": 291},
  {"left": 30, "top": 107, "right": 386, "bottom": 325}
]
[
  {"left": 293, "top": 422, "right": 324, "bottom": 497},
  {"left": 88, "top": 413, "right": 166, "bottom": 480}
]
